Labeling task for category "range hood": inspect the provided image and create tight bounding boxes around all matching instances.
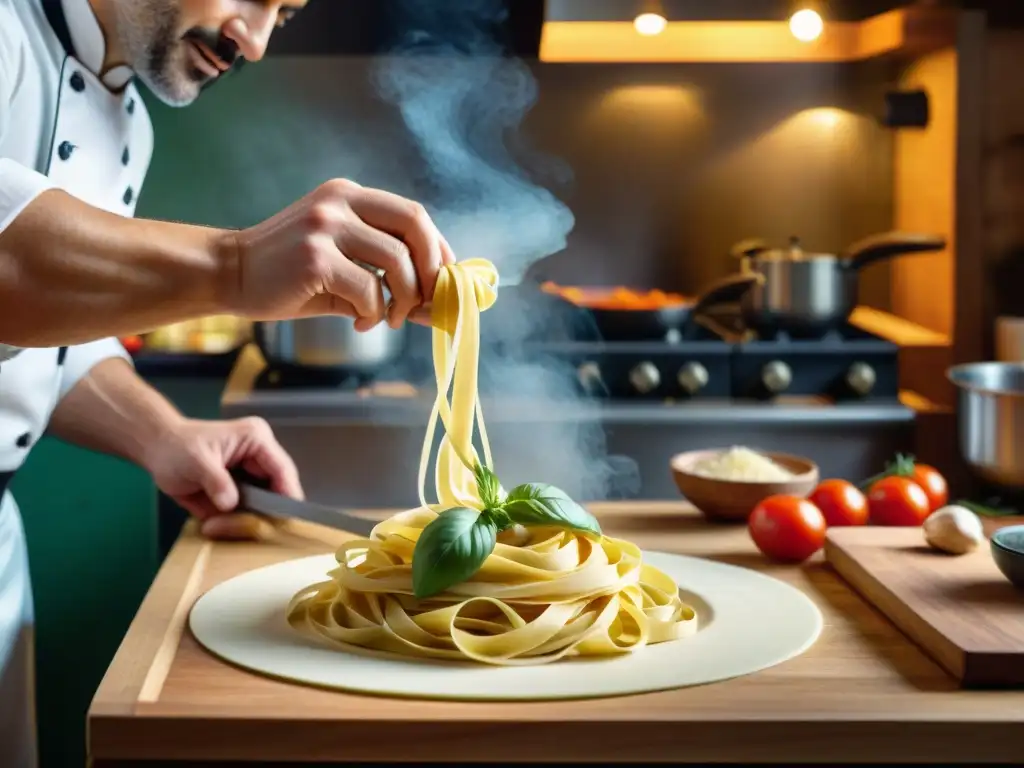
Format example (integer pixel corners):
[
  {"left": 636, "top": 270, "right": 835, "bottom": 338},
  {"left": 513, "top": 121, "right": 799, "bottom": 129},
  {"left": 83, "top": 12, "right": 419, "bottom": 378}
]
[
  {"left": 543, "top": 0, "right": 911, "bottom": 23},
  {"left": 265, "top": 0, "right": 941, "bottom": 61},
  {"left": 540, "top": 0, "right": 952, "bottom": 63},
  {"left": 266, "top": 0, "right": 546, "bottom": 57}
]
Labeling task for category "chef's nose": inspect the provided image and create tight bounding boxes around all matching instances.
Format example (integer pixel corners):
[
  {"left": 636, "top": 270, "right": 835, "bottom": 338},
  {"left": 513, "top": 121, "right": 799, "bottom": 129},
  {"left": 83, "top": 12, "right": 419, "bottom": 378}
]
[{"left": 222, "top": 11, "right": 275, "bottom": 62}]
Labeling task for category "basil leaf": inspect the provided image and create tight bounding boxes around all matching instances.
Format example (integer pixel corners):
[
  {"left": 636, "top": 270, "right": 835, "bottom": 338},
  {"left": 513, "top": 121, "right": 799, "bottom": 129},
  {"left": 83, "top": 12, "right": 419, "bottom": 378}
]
[
  {"left": 473, "top": 463, "right": 504, "bottom": 509},
  {"left": 412, "top": 507, "right": 498, "bottom": 599},
  {"left": 503, "top": 483, "right": 602, "bottom": 536},
  {"left": 482, "top": 506, "right": 513, "bottom": 532}
]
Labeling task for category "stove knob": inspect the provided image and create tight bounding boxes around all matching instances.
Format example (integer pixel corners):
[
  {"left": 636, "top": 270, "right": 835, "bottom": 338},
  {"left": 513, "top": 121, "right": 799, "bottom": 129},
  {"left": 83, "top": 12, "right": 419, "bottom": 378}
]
[
  {"left": 629, "top": 362, "right": 661, "bottom": 394},
  {"left": 846, "top": 362, "right": 876, "bottom": 396},
  {"left": 761, "top": 360, "right": 792, "bottom": 394},
  {"left": 577, "top": 361, "right": 604, "bottom": 392},
  {"left": 677, "top": 362, "right": 709, "bottom": 395}
]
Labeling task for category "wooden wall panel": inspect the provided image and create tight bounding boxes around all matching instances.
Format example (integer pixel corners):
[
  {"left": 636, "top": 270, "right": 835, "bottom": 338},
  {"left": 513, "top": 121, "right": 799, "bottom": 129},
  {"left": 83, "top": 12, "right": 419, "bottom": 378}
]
[
  {"left": 980, "top": 27, "right": 1024, "bottom": 363},
  {"left": 892, "top": 49, "right": 957, "bottom": 339}
]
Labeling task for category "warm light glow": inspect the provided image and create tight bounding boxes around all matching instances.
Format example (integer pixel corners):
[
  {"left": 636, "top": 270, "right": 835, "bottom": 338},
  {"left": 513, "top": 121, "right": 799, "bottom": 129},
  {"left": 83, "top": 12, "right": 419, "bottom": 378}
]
[
  {"left": 634, "top": 13, "right": 667, "bottom": 36},
  {"left": 538, "top": 9, "right": 929, "bottom": 64},
  {"left": 789, "top": 9, "right": 824, "bottom": 42},
  {"left": 808, "top": 107, "right": 842, "bottom": 128},
  {"left": 598, "top": 84, "right": 704, "bottom": 115}
]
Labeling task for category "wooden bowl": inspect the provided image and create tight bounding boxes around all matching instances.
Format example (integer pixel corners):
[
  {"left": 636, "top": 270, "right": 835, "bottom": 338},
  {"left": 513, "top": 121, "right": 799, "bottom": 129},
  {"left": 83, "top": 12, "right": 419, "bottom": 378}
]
[{"left": 669, "top": 449, "right": 819, "bottom": 523}]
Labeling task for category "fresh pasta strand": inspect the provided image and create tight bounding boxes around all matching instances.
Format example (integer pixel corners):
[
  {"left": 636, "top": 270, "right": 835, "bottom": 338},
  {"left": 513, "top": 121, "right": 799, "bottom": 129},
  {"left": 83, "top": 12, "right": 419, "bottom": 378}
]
[{"left": 287, "top": 258, "right": 699, "bottom": 665}]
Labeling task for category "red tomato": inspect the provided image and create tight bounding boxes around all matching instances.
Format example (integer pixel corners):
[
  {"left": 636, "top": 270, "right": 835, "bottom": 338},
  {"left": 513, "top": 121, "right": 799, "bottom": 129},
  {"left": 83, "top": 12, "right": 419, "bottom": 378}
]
[
  {"left": 748, "top": 495, "right": 827, "bottom": 562},
  {"left": 808, "top": 479, "right": 868, "bottom": 527},
  {"left": 867, "top": 476, "right": 931, "bottom": 526},
  {"left": 120, "top": 335, "right": 144, "bottom": 354},
  {"left": 909, "top": 464, "right": 948, "bottom": 511}
]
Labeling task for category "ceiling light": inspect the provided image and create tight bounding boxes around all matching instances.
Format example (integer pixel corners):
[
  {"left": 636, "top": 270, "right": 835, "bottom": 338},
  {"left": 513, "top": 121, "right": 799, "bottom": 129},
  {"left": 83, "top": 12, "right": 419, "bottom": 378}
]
[
  {"left": 790, "top": 8, "right": 824, "bottom": 42},
  {"left": 634, "top": 12, "right": 667, "bottom": 36}
]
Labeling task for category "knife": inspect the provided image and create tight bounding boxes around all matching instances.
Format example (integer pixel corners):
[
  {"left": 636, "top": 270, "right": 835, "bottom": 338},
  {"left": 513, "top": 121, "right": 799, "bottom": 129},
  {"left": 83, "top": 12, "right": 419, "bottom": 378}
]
[{"left": 231, "top": 468, "right": 377, "bottom": 537}]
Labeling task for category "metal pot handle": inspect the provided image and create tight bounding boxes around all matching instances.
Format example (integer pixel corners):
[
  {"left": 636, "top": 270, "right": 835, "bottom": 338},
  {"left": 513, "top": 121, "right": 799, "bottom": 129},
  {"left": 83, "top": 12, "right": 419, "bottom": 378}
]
[
  {"left": 842, "top": 231, "right": 947, "bottom": 271},
  {"left": 729, "top": 238, "right": 772, "bottom": 259},
  {"left": 691, "top": 273, "right": 764, "bottom": 316}
]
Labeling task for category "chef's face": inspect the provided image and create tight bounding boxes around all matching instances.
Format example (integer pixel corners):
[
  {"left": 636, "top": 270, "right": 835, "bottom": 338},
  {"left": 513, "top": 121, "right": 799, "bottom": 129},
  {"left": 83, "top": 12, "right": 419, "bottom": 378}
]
[{"left": 115, "top": 0, "right": 306, "bottom": 106}]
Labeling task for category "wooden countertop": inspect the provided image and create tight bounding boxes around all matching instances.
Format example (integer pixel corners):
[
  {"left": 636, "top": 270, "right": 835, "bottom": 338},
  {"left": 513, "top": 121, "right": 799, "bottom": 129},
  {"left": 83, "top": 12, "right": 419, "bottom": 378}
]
[{"left": 88, "top": 503, "right": 1024, "bottom": 765}]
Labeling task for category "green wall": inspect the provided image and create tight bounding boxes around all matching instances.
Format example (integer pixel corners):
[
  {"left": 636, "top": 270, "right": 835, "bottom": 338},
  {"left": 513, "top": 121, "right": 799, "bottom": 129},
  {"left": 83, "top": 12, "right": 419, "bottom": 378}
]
[{"left": 12, "top": 440, "right": 157, "bottom": 768}]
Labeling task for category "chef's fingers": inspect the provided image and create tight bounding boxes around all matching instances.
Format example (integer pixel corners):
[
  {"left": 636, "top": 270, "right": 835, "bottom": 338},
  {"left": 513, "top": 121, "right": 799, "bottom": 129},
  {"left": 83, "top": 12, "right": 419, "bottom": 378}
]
[
  {"left": 408, "top": 306, "right": 432, "bottom": 326},
  {"left": 175, "top": 491, "right": 222, "bottom": 521},
  {"left": 439, "top": 233, "right": 457, "bottom": 266},
  {"left": 322, "top": 242, "right": 387, "bottom": 328},
  {"left": 399, "top": 233, "right": 453, "bottom": 327},
  {"left": 336, "top": 220, "right": 420, "bottom": 329},
  {"left": 298, "top": 293, "right": 359, "bottom": 319},
  {"left": 175, "top": 494, "right": 280, "bottom": 541},
  {"left": 201, "top": 513, "right": 278, "bottom": 541},
  {"left": 239, "top": 442, "right": 305, "bottom": 501},
  {"left": 343, "top": 187, "right": 445, "bottom": 304},
  {"left": 198, "top": 463, "right": 240, "bottom": 513}
]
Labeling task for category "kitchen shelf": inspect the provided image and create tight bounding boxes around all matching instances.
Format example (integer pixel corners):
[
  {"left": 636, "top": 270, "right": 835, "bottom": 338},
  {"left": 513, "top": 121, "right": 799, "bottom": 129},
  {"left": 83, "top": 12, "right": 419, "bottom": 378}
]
[
  {"left": 539, "top": 7, "right": 957, "bottom": 64},
  {"left": 850, "top": 306, "right": 951, "bottom": 347}
]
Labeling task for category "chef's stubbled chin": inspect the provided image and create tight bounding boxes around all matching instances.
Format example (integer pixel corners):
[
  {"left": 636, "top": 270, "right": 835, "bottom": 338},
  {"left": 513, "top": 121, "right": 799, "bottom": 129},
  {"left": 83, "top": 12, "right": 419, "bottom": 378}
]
[{"left": 285, "top": 260, "right": 699, "bottom": 665}]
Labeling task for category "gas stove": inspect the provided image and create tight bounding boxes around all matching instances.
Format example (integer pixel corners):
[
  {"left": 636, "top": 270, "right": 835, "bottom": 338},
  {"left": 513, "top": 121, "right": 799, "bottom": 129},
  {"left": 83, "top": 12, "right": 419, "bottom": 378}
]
[
  {"left": 731, "top": 323, "right": 899, "bottom": 402},
  {"left": 224, "top": 336, "right": 914, "bottom": 509},
  {"left": 250, "top": 318, "right": 899, "bottom": 404},
  {"left": 517, "top": 320, "right": 734, "bottom": 401},
  {"left": 505, "top": 319, "right": 897, "bottom": 403}
]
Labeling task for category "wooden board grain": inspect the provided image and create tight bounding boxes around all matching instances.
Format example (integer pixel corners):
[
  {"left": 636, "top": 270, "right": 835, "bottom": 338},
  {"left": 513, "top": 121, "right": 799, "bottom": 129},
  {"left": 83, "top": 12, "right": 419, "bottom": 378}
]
[
  {"left": 86, "top": 502, "right": 1024, "bottom": 764},
  {"left": 824, "top": 524, "right": 1024, "bottom": 688}
]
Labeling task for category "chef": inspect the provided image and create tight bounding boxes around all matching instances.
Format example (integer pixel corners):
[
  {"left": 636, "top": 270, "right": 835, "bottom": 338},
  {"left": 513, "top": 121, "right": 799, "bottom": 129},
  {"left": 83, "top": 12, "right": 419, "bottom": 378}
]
[{"left": 0, "top": 0, "right": 453, "bottom": 764}]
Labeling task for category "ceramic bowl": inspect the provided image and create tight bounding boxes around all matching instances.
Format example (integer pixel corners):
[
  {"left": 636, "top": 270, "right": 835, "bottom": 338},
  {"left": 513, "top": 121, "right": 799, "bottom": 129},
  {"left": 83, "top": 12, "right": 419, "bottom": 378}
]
[
  {"left": 990, "top": 524, "right": 1024, "bottom": 589},
  {"left": 670, "top": 449, "right": 819, "bottom": 523}
]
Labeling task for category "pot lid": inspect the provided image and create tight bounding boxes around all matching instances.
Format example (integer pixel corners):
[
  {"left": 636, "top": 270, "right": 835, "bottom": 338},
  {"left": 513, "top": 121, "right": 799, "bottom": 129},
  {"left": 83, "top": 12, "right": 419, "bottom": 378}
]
[{"left": 742, "top": 236, "right": 838, "bottom": 261}]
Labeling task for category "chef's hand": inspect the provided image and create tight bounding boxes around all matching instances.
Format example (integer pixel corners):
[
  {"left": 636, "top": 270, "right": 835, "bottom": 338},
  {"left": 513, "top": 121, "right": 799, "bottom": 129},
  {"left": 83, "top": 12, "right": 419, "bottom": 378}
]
[
  {"left": 146, "top": 416, "right": 302, "bottom": 541},
  {"left": 225, "top": 179, "right": 456, "bottom": 331}
]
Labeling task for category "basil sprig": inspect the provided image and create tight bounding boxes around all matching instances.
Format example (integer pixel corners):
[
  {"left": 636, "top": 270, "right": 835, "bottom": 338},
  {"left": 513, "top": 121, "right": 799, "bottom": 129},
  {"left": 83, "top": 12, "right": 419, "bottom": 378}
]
[
  {"left": 411, "top": 465, "right": 602, "bottom": 599},
  {"left": 473, "top": 463, "right": 505, "bottom": 509}
]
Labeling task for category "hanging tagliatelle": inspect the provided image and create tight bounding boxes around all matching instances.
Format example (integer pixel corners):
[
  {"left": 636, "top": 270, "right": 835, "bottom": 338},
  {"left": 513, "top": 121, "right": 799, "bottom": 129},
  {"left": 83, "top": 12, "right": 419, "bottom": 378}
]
[{"left": 286, "top": 258, "right": 698, "bottom": 665}]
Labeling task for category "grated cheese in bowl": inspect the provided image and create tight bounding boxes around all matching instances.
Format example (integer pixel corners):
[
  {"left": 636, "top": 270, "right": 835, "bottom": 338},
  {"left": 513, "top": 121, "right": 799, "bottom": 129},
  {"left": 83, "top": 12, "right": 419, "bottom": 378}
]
[{"left": 691, "top": 446, "right": 795, "bottom": 482}]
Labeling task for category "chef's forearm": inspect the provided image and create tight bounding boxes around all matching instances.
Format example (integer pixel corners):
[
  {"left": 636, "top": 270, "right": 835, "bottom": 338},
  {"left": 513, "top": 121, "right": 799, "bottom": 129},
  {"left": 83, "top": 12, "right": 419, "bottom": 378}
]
[
  {"left": 0, "top": 188, "right": 236, "bottom": 346},
  {"left": 48, "top": 357, "right": 184, "bottom": 468}
]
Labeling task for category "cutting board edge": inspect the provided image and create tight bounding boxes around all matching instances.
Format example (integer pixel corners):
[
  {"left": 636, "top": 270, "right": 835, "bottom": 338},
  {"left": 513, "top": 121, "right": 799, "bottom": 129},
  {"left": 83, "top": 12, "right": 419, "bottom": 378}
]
[{"left": 823, "top": 536, "right": 968, "bottom": 686}]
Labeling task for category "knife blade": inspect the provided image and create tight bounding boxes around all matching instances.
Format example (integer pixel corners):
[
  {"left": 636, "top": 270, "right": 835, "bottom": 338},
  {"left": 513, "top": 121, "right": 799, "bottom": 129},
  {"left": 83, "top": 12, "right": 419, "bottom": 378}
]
[{"left": 231, "top": 469, "right": 377, "bottom": 537}]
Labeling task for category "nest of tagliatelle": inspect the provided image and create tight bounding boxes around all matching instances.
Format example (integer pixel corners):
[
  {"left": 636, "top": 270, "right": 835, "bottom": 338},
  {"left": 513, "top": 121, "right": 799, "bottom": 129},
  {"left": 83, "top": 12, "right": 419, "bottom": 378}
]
[{"left": 286, "top": 507, "right": 699, "bottom": 666}]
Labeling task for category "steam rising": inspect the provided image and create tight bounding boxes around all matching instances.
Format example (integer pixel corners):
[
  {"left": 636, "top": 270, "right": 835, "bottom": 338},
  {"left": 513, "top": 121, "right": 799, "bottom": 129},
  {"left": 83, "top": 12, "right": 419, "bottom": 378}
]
[
  {"left": 372, "top": 0, "right": 573, "bottom": 284},
  {"left": 376, "top": 0, "right": 639, "bottom": 501}
]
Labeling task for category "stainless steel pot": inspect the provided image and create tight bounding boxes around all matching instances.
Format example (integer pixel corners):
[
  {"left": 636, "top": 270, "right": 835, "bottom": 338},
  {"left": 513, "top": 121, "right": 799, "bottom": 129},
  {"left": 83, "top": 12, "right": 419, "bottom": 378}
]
[
  {"left": 948, "top": 362, "right": 1024, "bottom": 489},
  {"left": 254, "top": 317, "right": 407, "bottom": 373},
  {"left": 732, "top": 231, "right": 947, "bottom": 335}
]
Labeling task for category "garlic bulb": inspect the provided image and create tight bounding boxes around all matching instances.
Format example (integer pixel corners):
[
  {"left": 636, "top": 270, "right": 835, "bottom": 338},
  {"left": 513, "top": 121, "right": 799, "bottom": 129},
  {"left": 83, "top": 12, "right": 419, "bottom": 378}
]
[{"left": 923, "top": 505, "right": 984, "bottom": 555}]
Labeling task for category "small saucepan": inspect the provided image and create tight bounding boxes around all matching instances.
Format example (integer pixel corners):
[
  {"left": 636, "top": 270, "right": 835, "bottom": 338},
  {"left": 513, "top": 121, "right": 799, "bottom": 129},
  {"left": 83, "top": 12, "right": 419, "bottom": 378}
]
[
  {"left": 540, "top": 273, "right": 762, "bottom": 342},
  {"left": 733, "top": 231, "right": 947, "bottom": 337}
]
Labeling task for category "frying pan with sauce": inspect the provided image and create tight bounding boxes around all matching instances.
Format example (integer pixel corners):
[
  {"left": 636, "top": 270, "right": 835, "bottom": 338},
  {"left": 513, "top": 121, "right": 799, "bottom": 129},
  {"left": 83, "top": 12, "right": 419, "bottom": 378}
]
[{"left": 540, "top": 273, "right": 761, "bottom": 341}]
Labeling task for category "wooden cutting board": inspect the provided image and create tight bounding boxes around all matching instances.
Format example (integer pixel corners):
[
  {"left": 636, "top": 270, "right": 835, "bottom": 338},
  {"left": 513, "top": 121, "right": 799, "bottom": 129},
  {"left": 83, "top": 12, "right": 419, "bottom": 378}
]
[
  {"left": 824, "top": 523, "right": 1024, "bottom": 688},
  {"left": 89, "top": 508, "right": 1024, "bottom": 764}
]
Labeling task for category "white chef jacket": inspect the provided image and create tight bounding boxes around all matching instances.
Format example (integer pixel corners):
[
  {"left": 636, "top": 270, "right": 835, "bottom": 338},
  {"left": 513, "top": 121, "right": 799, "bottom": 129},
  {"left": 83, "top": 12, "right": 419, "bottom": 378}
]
[{"left": 0, "top": 0, "right": 153, "bottom": 764}]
